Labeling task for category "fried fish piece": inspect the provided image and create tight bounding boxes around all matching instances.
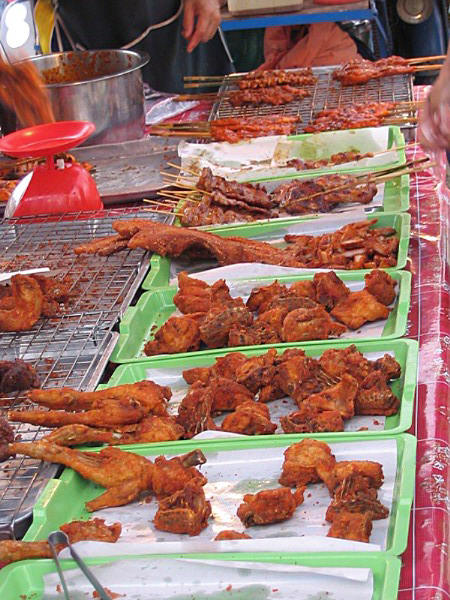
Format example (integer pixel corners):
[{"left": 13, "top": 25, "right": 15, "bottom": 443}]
[
  {"left": 319, "top": 345, "right": 372, "bottom": 384},
  {"left": 326, "top": 475, "right": 389, "bottom": 521},
  {"left": 364, "top": 269, "right": 396, "bottom": 305},
  {"left": 235, "top": 349, "right": 277, "bottom": 394},
  {"left": 208, "top": 376, "right": 254, "bottom": 413},
  {"left": 0, "top": 275, "right": 43, "bottom": 332},
  {"left": 313, "top": 272, "right": 350, "bottom": 310},
  {"left": 256, "top": 306, "right": 289, "bottom": 337},
  {"left": 276, "top": 355, "right": 331, "bottom": 403},
  {"left": 303, "top": 373, "right": 359, "bottom": 419},
  {"left": 331, "top": 290, "right": 390, "bottom": 329},
  {"left": 176, "top": 383, "right": 217, "bottom": 438},
  {"left": 214, "top": 530, "right": 251, "bottom": 540},
  {"left": 279, "top": 439, "right": 336, "bottom": 488},
  {"left": 280, "top": 406, "right": 344, "bottom": 433},
  {"left": 173, "top": 271, "right": 212, "bottom": 314},
  {"left": 228, "top": 321, "right": 281, "bottom": 347},
  {"left": 288, "top": 280, "right": 316, "bottom": 301},
  {"left": 144, "top": 315, "right": 201, "bottom": 356},
  {"left": 281, "top": 306, "right": 346, "bottom": 342},
  {"left": 332, "top": 460, "right": 384, "bottom": 491},
  {"left": 237, "top": 487, "right": 305, "bottom": 527},
  {"left": 182, "top": 352, "right": 247, "bottom": 385},
  {"left": 200, "top": 304, "right": 253, "bottom": 348},
  {"left": 153, "top": 481, "right": 211, "bottom": 536},
  {"left": 246, "top": 281, "right": 287, "bottom": 313},
  {"left": 373, "top": 354, "right": 401, "bottom": 380},
  {"left": 221, "top": 401, "right": 277, "bottom": 435},
  {"left": 355, "top": 371, "right": 399, "bottom": 416},
  {"left": 327, "top": 510, "right": 373, "bottom": 543}
]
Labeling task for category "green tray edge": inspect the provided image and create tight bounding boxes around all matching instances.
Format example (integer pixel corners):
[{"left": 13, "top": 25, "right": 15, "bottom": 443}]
[
  {"left": 0, "top": 554, "right": 401, "bottom": 600},
  {"left": 106, "top": 338, "right": 418, "bottom": 438},
  {"left": 23, "top": 433, "right": 416, "bottom": 557},
  {"left": 111, "top": 271, "right": 412, "bottom": 364},
  {"left": 142, "top": 213, "right": 411, "bottom": 290}
]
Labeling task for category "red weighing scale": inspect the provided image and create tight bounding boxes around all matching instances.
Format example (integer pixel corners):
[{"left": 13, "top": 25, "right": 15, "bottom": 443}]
[{"left": 0, "top": 121, "right": 103, "bottom": 218}]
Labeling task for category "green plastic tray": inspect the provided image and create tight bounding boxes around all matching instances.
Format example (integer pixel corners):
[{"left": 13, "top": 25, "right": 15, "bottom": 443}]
[
  {"left": 0, "top": 554, "right": 401, "bottom": 600},
  {"left": 23, "top": 434, "right": 416, "bottom": 556},
  {"left": 106, "top": 339, "right": 417, "bottom": 437},
  {"left": 142, "top": 212, "right": 411, "bottom": 290},
  {"left": 111, "top": 271, "right": 411, "bottom": 364}
]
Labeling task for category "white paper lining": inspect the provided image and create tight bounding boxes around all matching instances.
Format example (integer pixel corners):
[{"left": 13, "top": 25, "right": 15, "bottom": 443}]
[
  {"left": 178, "top": 127, "right": 399, "bottom": 180},
  {"left": 59, "top": 439, "right": 396, "bottom": 558},
  {"left": 42, "top": 557, "right": 374, "bottom": 600}
]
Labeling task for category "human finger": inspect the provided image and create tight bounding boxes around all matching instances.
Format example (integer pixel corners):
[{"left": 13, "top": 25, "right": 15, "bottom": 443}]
[{"left": 182, "top": 3, "right": 195, "bottom": 39}]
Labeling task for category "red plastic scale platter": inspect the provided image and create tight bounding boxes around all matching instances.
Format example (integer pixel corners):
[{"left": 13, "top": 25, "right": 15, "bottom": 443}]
[{"left": 0, "top": 121, "right": 103, "bottom": 217}]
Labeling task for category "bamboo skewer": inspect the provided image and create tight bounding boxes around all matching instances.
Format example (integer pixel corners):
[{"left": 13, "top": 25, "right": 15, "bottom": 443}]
[
  {"left": 407, "top": 54, "right": 446, "bottom": 64},
  {"left": 411, "top": 64, "right": 443, "bottom": 72}
]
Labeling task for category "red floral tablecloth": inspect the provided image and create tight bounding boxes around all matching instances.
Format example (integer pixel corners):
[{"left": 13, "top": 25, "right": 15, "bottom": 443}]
[{"left": 398, "top": 86, "right": 450, "bottom": 600}]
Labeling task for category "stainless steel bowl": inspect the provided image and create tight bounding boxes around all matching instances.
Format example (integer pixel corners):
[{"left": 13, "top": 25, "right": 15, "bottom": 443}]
[
  {"left": 396, "top": 0, "right": 433, "bottom": 24},
  {"left": 18, "top": 49, "right": 149, "bottom": 145}
]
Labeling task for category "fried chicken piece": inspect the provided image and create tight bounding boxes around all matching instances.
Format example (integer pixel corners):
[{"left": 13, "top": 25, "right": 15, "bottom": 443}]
[
  {"left": 200, "top": 304, "right": 253, "bottom": 348},
  {"left": 208, "top": 376, "right": 254, "bottom": 413},
  {"left": 327, "top": 511, "right": 373, "bottom": 543},
  {"left": 313, "top": 272, "right": 350, "bottom": 310},
  {"left": 235, "top": 349, "right": 277, "bottom": 394},
  {"left": 355, "top": 371, "right": 399, "bottom": 416},
  {"left": 27, "top": 381, "right": 170, "bottom": 416},
  {"left": 331, "top": 290, "right": 390, "bottom": 329},
  {"left": 373, "top": 354, "right": 401, "bottom": 380},
  {"left": 182, "top": 352, "right": 247, "bottom": 385},
  {"left": 176, "top": 383, "right": 217, "bottom": 438},
  {"left": 279, "top": 439, "right": 336, "bottom": 488},
  {"left": 304, "top": 373, "right": 359, "bottom": 419},
  {"left": 0, "top": 275, "right": 43, "bottom": 332},
  {"left": 228, "top": 321, "right": 281, "bottom": 347},
  {"left": 43, "top": 416, "right": 185, "bottom": 447},
  {"left": 0, "top": 518, "right": 121, "bottom": 565},
  {"left": 153, "top": 481, "right": 211, "bottom": 536},
  {"left": 9, "top": 440, "right": 205, "bottom": 511},
  {"left": 144, "top": 315, "right": 201, "bottom": 356},
  {"left": 246, "top": 281, "right": 287, "bottom": 313},
  {"left": 326, "top": 476, "right": 389, "bottom": 521},
  {"left": 280, "top": 406, "right": 344, "bottom": 433},
  {"left": 9, "top": 397, "right": 147, "bottom": 428},
  {"left": 237, "top": 487, "right": 305, "bottom": 527},
  {"left": 281, "top": 307, "right": 346, "bottom": 342},
  {"left": 332, "top": 460, "right": 384, "bottom": 490},
  {"left": 288, "top": 280, "right": 316, "bottom": 301},
  {"left": 173, "top": 271, "right": 212, "bottom": 314},
  {"left": 364, "top": 270, "right": 396, "bottom": 305},
  {"left": 221, "top": 401, "right": 277, "bottom": 435},
  {"left": 59, "top": 518, "right": 122, "bottom": 543},
  {"left": 215, "top": 530, "right": 251, "bottom": 540},
  {"left": 319, "top": 345, "right": 372, "bottom": 384},
  {"left": 151, "top": 451, "right": 207, "bottom": 498},
  {"left": 0, "top": 359, "right": 40, "bottom": 393},
  {"left": 276, "top": 355, "right": 332, "bottom": 403}
]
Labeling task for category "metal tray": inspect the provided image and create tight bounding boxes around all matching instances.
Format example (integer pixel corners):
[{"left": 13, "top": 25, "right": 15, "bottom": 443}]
[
  {"left": 112, "top": 271, "right": 411, "bottom": 363},
  {"left": 72, "top": 137, "right": 179, "bottom": 204},
  {"left": 209, "top": 66, "right": 415, "bottom": 133},
  {"left": 106, "top": 338, "right": 417, "bottom": 438}
]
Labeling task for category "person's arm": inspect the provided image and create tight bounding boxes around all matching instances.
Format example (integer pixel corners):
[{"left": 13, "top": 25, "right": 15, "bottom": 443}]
[
  {"left": 418, "top": 44, "right": 450, "bottom": 150},
  {"left": 182, "top": 0, "right": 222, "bottom": 53}
]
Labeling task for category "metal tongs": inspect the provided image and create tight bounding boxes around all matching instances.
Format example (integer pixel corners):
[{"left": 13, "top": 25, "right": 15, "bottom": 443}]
[{"left": 47, "top": 531, "right": 111, "bottom": 600}]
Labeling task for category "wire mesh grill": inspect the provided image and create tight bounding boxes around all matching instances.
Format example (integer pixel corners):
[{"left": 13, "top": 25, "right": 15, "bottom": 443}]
[
  {"left": 208, "top": 66, "right": 414, "bottom": 132},
  {"left": 0, "top": 327, "right": 118, "bottom": 537},
  {"left": 0, "top": 207, "right": 174, "bottom": 536}
]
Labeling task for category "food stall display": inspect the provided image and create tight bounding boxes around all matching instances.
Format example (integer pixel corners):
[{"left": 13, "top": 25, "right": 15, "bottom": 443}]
[{"left": 0, "top": 55, "right": 447, "bottom": 600}]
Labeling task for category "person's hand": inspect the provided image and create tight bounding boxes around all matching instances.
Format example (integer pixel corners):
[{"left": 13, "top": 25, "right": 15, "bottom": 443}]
[
  {"left": 418, "top": 64, "right": 450, "bottom": 151},
  {"left": 182, "top": 0, "right": 221, "bottom": 53}
]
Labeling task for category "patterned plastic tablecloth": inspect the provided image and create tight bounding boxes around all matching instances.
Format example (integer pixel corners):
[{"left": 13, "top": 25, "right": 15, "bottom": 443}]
[{"left": 398, "top": 86, "right": 449, "bottom": 600}]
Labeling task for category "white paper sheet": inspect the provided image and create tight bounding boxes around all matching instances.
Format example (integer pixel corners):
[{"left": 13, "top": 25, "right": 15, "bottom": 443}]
[
  {"left": 42, "top": 557, "right": 374, "bottom": 600},
  {"left": 59, "top": 439, "right": 396, "bottom": 558}
]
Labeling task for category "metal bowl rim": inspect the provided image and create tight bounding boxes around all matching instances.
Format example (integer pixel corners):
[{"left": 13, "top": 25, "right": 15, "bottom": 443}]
[{"left": 16, "top": 49, "right": 150, "bottom": 88}]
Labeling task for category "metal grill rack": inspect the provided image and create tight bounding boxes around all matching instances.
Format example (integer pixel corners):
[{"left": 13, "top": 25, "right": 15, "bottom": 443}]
[
  {"left": 0, "top": 326, "right": 118, "bottom": 538},
  {"left": 208, "top": 66, "right": 414, "bottom": 132},
  {"left": 0, "top": 208, "right": 174, "bottom": 537}
]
